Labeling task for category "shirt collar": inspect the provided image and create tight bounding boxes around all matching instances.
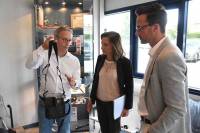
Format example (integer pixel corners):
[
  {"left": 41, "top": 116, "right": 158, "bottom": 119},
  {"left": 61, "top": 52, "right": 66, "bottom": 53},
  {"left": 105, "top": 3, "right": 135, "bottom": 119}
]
[
  {"left": 149, "top": 36, "right": 166, "bottom": 57},
  {"left": 57, "top": 51, "right": 71, "bottom": 58},
  {"left": 65, "top": 51, "right": 70, "bottom": 57}
]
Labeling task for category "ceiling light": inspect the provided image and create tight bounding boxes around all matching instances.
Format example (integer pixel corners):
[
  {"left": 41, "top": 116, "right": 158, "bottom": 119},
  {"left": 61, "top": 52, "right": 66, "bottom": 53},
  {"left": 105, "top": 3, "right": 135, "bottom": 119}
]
[
  {"left": 44, "top": 1, "right": 49, "bottom": 5},
  {"left": 78, "top": 2, "right": 82, "bottom": 5},
  {"left": 62, "top": 1, "right": 66, "bottom": 5}
]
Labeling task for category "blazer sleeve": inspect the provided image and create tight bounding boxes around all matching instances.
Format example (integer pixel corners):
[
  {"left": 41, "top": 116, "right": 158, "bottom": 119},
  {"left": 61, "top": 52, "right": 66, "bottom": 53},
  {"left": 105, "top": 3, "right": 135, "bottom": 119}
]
[
  {"left": 124, "top": 58, "right": 134, "bottom": 109},
  {"left": 149, "top": 52, "right": 187, "bottom": 133},
  {"left": 90, "top": 55, "right": 101, "bottom": 104}
]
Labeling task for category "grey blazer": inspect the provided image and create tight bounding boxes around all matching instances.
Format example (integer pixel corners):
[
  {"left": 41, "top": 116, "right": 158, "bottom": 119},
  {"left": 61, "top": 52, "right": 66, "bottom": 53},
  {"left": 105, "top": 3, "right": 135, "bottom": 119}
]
[{"left": 144, "top": 38, "right": 192, "bottom": 133}]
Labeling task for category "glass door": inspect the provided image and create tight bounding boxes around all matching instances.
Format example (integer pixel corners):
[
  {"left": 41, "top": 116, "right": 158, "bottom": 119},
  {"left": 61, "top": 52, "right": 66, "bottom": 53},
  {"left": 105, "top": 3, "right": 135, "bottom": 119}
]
[{"left": 185, "top": 0, "right": 200, "bottom": 90}]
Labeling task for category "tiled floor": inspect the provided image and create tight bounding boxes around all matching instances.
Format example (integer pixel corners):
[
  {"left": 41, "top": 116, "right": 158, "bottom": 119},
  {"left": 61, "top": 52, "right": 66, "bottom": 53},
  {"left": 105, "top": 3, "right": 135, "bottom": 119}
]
[
  {"left": 24, "top": 128, "right": 90, "bottom": 133},
  {"left": 24, "top": 127, "right": 89, "bottom": 133},
  {"left": 25, "top": 127, "right": 38, "bottom": 133},
  {"left": 12, "top": 127, "right": 38, "bottom": 133}
]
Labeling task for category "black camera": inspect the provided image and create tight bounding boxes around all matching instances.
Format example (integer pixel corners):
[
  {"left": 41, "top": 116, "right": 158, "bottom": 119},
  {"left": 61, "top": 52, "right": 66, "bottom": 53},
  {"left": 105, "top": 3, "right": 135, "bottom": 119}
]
[
  {"left": 49, "top": 40, "right": 76, "bottom": 53},
  {"left": 49, "top": 40, "right": 58, "bottom": 57},
  {"left": 49, "top": 40, "right": 57, "bottom": 47}
]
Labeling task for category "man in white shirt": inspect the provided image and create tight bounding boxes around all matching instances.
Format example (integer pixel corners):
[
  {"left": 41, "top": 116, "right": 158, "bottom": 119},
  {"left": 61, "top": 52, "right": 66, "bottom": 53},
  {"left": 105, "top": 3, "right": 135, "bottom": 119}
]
[
  {"left": 26, "top": 26, "right": 81, "bottom": 133},
  {"left": 136, "top": 3, "right": 191, "bottom": 133}
]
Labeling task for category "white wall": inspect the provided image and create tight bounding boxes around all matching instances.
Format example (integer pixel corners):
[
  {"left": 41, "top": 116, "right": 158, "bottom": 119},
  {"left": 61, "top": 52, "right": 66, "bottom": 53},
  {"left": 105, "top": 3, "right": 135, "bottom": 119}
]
[
  {"left": 105, "top": 0, "right": 155, "bottom": 12},
  {"left": 0, "top": 0, "right": 37, "bottom": 127}
]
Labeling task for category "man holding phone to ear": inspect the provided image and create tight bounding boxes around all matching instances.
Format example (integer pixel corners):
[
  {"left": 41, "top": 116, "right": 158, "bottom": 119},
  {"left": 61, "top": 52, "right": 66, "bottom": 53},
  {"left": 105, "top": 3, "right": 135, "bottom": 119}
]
[{"left": 26, "top": 26, "right": 81, "bottom": 133}]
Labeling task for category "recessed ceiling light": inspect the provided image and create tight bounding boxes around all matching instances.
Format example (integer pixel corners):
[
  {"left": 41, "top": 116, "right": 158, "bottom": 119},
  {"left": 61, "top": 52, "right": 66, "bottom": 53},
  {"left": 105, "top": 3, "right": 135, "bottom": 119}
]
[
  {"left": 44, "top": 1, "right": 49, "bottom": 5},
  {"left": 62, "top": 1, "right": 66, "bottom": 5}
]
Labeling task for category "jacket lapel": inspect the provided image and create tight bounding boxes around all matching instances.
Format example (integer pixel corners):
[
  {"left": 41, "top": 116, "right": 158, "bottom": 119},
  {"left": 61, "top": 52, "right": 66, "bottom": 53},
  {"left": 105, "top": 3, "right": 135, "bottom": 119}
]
[
  {"left": 144, "top": 38, "right": 170, "bottom": 89},
  {"left": 96, "top": 55, "right": 106, "bottom": 75}
]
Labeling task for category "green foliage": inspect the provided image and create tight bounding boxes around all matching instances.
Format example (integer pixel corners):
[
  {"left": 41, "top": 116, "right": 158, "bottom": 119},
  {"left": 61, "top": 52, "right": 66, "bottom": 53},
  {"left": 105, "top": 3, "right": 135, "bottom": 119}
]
[
  {"left": 187, "top": 32, "right": 200, "bottom": 38},
  {"left": 84, "top": 34, "right": 91, "bottom": 40},
  {"left": 167, "top": 29, "right": 177, "bottom": 40}
]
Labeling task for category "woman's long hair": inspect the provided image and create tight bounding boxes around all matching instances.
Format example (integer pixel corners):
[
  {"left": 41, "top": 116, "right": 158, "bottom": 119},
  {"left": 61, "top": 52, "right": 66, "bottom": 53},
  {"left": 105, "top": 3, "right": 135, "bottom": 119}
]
[{"left": 101, "top": 31, "right": 124, "bottom": 61}]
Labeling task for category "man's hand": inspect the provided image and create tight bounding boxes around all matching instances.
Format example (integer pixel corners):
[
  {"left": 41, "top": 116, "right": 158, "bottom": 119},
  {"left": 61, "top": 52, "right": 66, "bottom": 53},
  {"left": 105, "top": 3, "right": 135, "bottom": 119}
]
[
  {"left": 65, "top": 74, "right": 76, "bottom": 87},
  {"left": 42, "top": 36, "right": 54, "bottom": 50}
]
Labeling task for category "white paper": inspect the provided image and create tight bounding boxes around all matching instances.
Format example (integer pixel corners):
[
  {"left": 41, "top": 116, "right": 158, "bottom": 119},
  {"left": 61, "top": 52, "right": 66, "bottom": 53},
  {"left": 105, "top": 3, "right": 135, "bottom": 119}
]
[{"left": 113, "top": 95, "right": 125, "bottom": 119}]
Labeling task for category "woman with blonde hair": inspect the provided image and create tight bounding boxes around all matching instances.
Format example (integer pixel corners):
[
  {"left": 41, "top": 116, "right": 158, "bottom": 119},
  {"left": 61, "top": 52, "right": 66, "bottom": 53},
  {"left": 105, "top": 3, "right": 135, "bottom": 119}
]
[{"left": 87, "top": 31, "right": 133, "bottom": 133}]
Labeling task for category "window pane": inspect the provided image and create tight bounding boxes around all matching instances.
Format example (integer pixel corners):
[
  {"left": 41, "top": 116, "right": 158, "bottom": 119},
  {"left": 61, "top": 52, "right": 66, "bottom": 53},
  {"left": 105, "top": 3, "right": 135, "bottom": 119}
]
[
  {"left": 137, "top": 9, "right": 178, "bottom": 73},
  {"left": 104, "top": 11, "right": 130, "bottom": 58},
  {"left": 186, "top": 0, "right": 200, "bottom": 90},
  {"left": 83, "top": 14, "right": 93, "bottom": 74}
]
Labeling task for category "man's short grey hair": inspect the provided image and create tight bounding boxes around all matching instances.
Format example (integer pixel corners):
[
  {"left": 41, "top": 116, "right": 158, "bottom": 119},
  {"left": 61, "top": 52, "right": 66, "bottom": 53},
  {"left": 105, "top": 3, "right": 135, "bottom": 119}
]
[{"left": 54, "top": 26, "right": 73, "bottom": 39}]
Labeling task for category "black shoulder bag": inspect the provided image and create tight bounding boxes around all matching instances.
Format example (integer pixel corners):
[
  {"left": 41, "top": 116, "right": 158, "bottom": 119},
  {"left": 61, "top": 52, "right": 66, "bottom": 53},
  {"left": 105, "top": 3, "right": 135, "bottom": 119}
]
[{"left": 42, "top": 40, "right": 70, "bottom": 119}]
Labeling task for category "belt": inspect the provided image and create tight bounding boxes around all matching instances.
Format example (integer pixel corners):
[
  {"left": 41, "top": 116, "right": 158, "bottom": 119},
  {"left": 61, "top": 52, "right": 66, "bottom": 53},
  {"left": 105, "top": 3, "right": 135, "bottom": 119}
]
[{"left": 141, "top": 116, "right": 151, "bottom": 124}]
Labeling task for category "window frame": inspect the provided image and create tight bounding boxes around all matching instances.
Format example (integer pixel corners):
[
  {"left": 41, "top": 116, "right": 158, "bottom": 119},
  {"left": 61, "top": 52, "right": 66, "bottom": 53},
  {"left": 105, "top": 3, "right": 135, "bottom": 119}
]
[{"left": 104, "top": 0, "right": 200, "bottom": 95}]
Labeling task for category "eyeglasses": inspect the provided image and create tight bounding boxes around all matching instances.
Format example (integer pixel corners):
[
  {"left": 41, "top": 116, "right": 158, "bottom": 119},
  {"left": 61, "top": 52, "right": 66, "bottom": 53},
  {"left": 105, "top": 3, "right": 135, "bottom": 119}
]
[
  {"left": 136, "top": 24, "right": 149, "bottom": 32},
  {"left": 59, "top": 37, "right": 72, "bottom": 42}
]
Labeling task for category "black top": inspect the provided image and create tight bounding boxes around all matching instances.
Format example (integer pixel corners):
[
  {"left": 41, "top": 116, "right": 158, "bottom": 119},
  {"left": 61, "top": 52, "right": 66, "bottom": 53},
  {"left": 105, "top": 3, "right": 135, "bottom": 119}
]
[{"left": 90, "top": 55, "right": 133, "bottom": 109}]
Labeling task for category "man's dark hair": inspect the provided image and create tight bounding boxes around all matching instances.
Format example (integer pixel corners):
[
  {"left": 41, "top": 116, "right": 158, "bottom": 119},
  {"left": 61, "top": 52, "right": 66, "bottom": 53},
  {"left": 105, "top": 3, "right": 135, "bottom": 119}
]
[{"left": 135, "top": 3, "right": 167, "bottom": 33}]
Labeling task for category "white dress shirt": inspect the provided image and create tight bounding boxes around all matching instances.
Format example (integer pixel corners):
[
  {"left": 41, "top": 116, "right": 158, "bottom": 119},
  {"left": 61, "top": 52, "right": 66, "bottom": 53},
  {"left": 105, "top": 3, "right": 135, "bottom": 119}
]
[
  {"left": 26, "top": 46, "right": 81, "bottom": 100},
  {"left": 138, "top": 36, "right": 166, "bottom": 116}
]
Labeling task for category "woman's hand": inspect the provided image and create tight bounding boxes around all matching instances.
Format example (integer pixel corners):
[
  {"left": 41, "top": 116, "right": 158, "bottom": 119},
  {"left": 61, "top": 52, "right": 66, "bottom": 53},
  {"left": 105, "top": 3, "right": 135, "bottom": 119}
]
[
  {"left": 121, "top": 109, "right": 129, "bottom": 117},
  {"left": 87, "top": 99, "right": 93, "bottom": 113}
]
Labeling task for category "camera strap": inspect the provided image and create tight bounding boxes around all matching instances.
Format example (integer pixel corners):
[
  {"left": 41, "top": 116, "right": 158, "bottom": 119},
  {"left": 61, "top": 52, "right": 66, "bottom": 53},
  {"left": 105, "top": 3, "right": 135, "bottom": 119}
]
[{"left": 42, "top": 41, "right": 65, "bottom": 96}]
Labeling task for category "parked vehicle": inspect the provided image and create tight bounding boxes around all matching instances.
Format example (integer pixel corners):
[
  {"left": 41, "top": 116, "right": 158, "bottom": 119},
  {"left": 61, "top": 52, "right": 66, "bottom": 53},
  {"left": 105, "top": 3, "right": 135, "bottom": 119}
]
[{"left": 185, "top": 39, "right": 200, "bottom": 63}]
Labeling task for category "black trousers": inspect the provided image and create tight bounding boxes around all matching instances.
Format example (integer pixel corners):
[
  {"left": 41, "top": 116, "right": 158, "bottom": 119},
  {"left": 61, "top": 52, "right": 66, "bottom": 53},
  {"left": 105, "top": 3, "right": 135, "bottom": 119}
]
[{"left": 96, "top": 99, "right": 121, "bottom": 133}]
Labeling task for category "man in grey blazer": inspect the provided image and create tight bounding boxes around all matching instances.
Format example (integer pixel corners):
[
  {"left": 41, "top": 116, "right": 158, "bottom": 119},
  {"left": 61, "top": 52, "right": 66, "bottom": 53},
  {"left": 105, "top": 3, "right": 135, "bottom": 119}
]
[{"left": 136, "top": 3, "right": 191, "bottom": 133}]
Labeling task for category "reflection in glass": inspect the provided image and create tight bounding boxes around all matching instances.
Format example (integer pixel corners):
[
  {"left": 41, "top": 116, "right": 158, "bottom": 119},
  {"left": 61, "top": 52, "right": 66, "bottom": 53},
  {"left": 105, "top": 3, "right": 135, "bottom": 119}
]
[
  {"left": 83, "top": 14, "right": 93, "bottom": 74},
  {"left": 186, "top": 0, "right": 200, "bottom": 90}
]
